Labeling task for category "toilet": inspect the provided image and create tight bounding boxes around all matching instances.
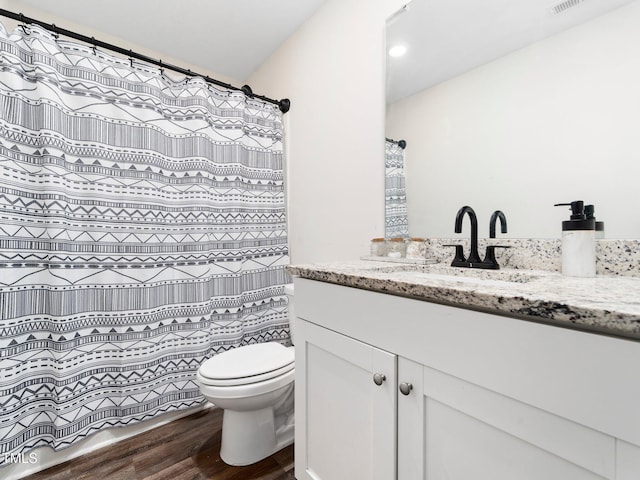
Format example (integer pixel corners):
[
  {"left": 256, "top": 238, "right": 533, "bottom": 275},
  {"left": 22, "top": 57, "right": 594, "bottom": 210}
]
[{"left": 195, "top": 283, "right": 296, "bottom": 466}]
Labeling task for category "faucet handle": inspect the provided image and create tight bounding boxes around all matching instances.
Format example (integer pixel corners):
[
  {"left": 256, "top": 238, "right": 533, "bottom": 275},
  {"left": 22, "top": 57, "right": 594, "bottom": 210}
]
[
  {"left": 482, "top": 245, "right": 511, "bottom": 270},
  {"left": 443, "top": 244, "right": 466, "bottom": 266}
]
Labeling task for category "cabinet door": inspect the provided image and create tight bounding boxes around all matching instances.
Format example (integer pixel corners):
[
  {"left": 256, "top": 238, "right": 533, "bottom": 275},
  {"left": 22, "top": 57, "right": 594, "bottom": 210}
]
[
  {"left": 616, "top": 440, "right": 640, "bottom": 480},
  {"left": 295, "top": 319, "right": 397, "bottom": 480},
  {"left": 398, "top": 358, "right": 615, "bottom": 480}
]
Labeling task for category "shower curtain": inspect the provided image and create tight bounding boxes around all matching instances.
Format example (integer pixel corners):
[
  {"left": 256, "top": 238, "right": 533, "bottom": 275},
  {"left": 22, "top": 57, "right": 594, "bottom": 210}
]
[
  {"left": 0, "top": 22, "right": 289, "bottom": 462},
  {"left": 384, "top": 140, "right": 408, "bottom": 238}
]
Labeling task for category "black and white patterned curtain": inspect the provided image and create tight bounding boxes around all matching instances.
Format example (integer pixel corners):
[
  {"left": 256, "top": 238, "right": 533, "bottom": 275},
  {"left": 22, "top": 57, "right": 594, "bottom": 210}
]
[
  {"left": 385, "top": 140, "right": 408, "bottom": 238},
  {"left": 0, "top": 22, "right": 290, "bottom": 462}
]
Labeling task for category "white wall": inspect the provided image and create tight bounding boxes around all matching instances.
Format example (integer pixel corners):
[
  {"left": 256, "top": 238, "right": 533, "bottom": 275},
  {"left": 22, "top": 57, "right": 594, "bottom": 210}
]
[
  {"left": 250, "top": 0, "right": 406, "bottom": 263},
  {"left": 386, "top": 1, "right": 640, "bottom": 239}
]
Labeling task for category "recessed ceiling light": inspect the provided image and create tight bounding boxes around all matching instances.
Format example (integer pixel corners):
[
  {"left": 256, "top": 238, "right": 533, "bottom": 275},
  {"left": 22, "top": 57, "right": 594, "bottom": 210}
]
[{"left": 388, "top": 45, "right": 407, "bottom": 58}]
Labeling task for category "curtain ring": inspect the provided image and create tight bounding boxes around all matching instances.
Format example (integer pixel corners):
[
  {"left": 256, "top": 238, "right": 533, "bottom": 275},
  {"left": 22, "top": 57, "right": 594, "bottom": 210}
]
[{"left": 18, "top": 14, "right": 30, "bottom": 34}]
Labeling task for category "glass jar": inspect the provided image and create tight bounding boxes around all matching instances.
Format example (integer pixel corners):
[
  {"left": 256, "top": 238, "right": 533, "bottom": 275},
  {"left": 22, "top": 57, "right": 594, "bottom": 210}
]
[
  {"left": 387, "top": 237, "right": 407, "bottom": 258},
  {"left": 370, "top": 237, "right": 387, "bottom": 256},
  {"left": 406, "top": 237, "right": 426, "bottom": 260}
]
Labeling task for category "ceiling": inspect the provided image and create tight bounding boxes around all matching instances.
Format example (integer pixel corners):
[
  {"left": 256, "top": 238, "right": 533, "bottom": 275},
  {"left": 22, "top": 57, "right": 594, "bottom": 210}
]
[
  {"left": 386, "top": 0, "right": 637, "bottom": 104},
  {"left": 6, "top": 0, "right": 327, "bottom": 82}
]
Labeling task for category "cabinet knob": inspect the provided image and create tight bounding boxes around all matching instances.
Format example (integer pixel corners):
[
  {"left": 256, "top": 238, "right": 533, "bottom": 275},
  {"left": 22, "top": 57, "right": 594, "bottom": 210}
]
[
  {"left": 373, "top": 373, "right": 386, "bottom": 386},
  {"left": 399, "top": 382, "right": 413, "bottom": 396}
]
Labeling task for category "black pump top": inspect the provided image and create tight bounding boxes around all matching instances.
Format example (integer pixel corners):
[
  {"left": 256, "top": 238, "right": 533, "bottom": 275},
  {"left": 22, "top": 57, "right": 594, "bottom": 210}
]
[
  {"left": 554, "top": 201, "right": 595, "bottom": 231},
  {"left": 584, "top": 204, "right": 594, "bottom": 219},
  {"left": 585, "top": 204, "right": 605, "bottom": 232}
]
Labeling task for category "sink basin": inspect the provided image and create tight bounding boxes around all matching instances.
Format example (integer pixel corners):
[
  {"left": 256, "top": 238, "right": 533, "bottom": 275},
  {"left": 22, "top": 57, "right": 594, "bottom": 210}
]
[
  {"left": 359, "top": 260, "right": 543, "bottom": 286},
  {"left": 409, "top": 272, "right": 535, "bottom": 287},
  {"left": 400, "top": 266, "right": 541, "bottom": 287}
]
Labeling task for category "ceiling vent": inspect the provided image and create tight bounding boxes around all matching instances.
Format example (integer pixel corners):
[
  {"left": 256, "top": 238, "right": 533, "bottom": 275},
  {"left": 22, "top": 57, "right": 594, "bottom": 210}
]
[{"left": 550, "top": 0, "right": 586, "bottom": 15}]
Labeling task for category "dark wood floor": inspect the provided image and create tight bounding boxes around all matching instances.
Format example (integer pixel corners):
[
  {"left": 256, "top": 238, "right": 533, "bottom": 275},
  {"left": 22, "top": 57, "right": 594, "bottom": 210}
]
[{"left": 23, "top": 408, "right": 295, "bottom": 480}]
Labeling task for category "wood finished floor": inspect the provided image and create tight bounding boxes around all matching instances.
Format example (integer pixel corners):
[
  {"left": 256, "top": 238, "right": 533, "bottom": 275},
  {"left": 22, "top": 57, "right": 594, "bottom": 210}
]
[{"left": 22, "top": 408, "right": 295, "bottom": 480}]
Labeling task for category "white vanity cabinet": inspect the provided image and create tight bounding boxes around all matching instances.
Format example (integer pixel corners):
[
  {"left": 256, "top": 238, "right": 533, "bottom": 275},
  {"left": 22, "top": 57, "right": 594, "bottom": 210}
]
[
  {"left": 295, "top": 319, "right": 397, "bottom": 480},
  {"left": 294, "top": 277, "right": 640, "bottom": 480}
]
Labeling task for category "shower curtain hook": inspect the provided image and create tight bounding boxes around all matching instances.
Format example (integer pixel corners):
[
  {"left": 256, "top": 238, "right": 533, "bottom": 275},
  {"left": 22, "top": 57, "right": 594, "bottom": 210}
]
[
  {"left": 18, "top": 13, "right": 29, "bottom": 34},
  {"left": 90, "top": 37, "right": 97, "bottom": 55},
  {"left": 158, "top": 59, "right": 164, "bottom": 75},
  {"left": 51, "top": 24, "right": 59, "bottom": 40}
]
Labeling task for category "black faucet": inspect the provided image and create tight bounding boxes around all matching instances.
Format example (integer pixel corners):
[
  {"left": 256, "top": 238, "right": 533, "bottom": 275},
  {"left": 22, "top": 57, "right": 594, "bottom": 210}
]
[
  {"left": 450, "top": 206, "right": 483, "bottom": 267},
  {"left": 447, "top": 207, "right": 510, "bottom": 269},
  {"left": 489, "top": 210, "right": 507, "bottom": 238},
  {"left": 483, "top": 210, "right": 510, "bottom": 269}
]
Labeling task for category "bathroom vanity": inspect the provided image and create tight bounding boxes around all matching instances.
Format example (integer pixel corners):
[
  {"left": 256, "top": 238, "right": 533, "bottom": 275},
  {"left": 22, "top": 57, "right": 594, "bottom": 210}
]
[{"left": 288, "top": 261, "right": 640, "bottom": 480}]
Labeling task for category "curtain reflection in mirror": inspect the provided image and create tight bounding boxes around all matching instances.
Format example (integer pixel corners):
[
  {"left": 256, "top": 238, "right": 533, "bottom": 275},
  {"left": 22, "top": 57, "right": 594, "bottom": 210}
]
[{"left": 384, "top": 138, "right": 408, "bottom": 238}]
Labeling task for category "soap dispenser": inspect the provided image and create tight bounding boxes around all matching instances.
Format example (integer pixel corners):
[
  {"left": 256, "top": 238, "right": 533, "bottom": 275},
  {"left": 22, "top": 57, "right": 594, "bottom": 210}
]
[{"left": 554, "top": 201, "right": 596, "bottom": 277}]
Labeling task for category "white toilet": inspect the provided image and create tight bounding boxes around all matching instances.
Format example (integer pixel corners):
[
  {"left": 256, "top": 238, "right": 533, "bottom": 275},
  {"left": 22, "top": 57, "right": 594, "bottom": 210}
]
[{"left": 196, "top": 283, "right": 296, "bottom": 466}]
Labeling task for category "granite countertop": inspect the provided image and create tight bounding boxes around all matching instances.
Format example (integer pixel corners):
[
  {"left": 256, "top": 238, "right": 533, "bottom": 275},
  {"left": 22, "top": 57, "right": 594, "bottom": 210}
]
[{"left": 287, "top": 260, "right": 640, "bottom": 341}]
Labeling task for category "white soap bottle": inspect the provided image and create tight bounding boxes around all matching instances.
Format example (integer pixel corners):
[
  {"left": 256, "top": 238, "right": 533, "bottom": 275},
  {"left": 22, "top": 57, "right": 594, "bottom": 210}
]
[{"left": 554, "top": 201, "right": 596, "bottom": 278}]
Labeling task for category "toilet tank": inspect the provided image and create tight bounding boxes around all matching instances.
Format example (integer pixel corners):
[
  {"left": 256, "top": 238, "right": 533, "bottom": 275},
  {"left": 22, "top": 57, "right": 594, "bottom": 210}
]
[{"left": 284, "top": 283, "right": 295, "bottom": 345}]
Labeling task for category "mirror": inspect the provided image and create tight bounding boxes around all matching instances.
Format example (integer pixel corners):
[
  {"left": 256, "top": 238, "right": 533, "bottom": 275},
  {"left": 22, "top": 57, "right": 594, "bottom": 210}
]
[{"left": 385, "top": 0, "right": 640, "bottom": 239}]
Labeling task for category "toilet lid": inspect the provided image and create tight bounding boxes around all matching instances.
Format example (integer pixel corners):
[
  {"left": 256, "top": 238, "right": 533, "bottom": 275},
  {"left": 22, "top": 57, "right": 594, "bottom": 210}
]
[{"left": 199, "top": 342, "right": 294, "bottom": 383}]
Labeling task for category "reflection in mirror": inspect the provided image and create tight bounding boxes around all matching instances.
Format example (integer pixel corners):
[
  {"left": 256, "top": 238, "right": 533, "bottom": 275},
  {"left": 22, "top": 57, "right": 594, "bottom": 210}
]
[
  {"left": 386, "top": 0, "right": 640, "bottom": 239},
  {"left": 384, "top": 138, "right": 408, "bottom": 238}
]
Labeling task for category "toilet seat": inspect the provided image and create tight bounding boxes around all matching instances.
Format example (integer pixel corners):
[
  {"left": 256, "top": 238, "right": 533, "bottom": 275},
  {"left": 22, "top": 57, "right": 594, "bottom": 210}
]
[{"left": 198, "top": 342, "right": 294, "bottom": 387}]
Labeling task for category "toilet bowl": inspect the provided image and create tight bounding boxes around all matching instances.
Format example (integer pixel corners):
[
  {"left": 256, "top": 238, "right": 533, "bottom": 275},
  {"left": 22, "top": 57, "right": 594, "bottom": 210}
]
[{"left": 195, "top": 284, "right": 296, "bottom": 466}]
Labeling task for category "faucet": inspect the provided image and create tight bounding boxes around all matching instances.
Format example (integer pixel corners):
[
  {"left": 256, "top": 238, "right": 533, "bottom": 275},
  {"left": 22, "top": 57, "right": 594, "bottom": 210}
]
[
  {"left": 450, "top": 206, "right": 482, "bottom": 267},
  {"left": 489, "top": 210, "right": 507, "bottom": 238},
  {"left": 447, "top": 207, "right": 510, "bottom": 269},
  {"left": 483, "top": 210, "right": 510, "bottom": 269}
]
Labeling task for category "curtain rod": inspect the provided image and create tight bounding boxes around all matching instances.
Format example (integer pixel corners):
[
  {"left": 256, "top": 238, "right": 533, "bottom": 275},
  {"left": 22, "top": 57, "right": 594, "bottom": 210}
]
[
  {"left": 385, "top": 137, "right": 406, "bottom": 149},
  {"left": 0, "top": 8, "right": 291, "bottom": 113}
]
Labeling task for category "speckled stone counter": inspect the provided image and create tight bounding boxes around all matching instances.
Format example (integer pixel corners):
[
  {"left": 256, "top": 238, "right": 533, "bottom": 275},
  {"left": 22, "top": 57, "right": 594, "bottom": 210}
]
[
  {"left": 287, "top": 260, "right": 640, "bottom": 341},
  {"left": 423, "top": 238, "right": 640, "bottom": 277}
]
